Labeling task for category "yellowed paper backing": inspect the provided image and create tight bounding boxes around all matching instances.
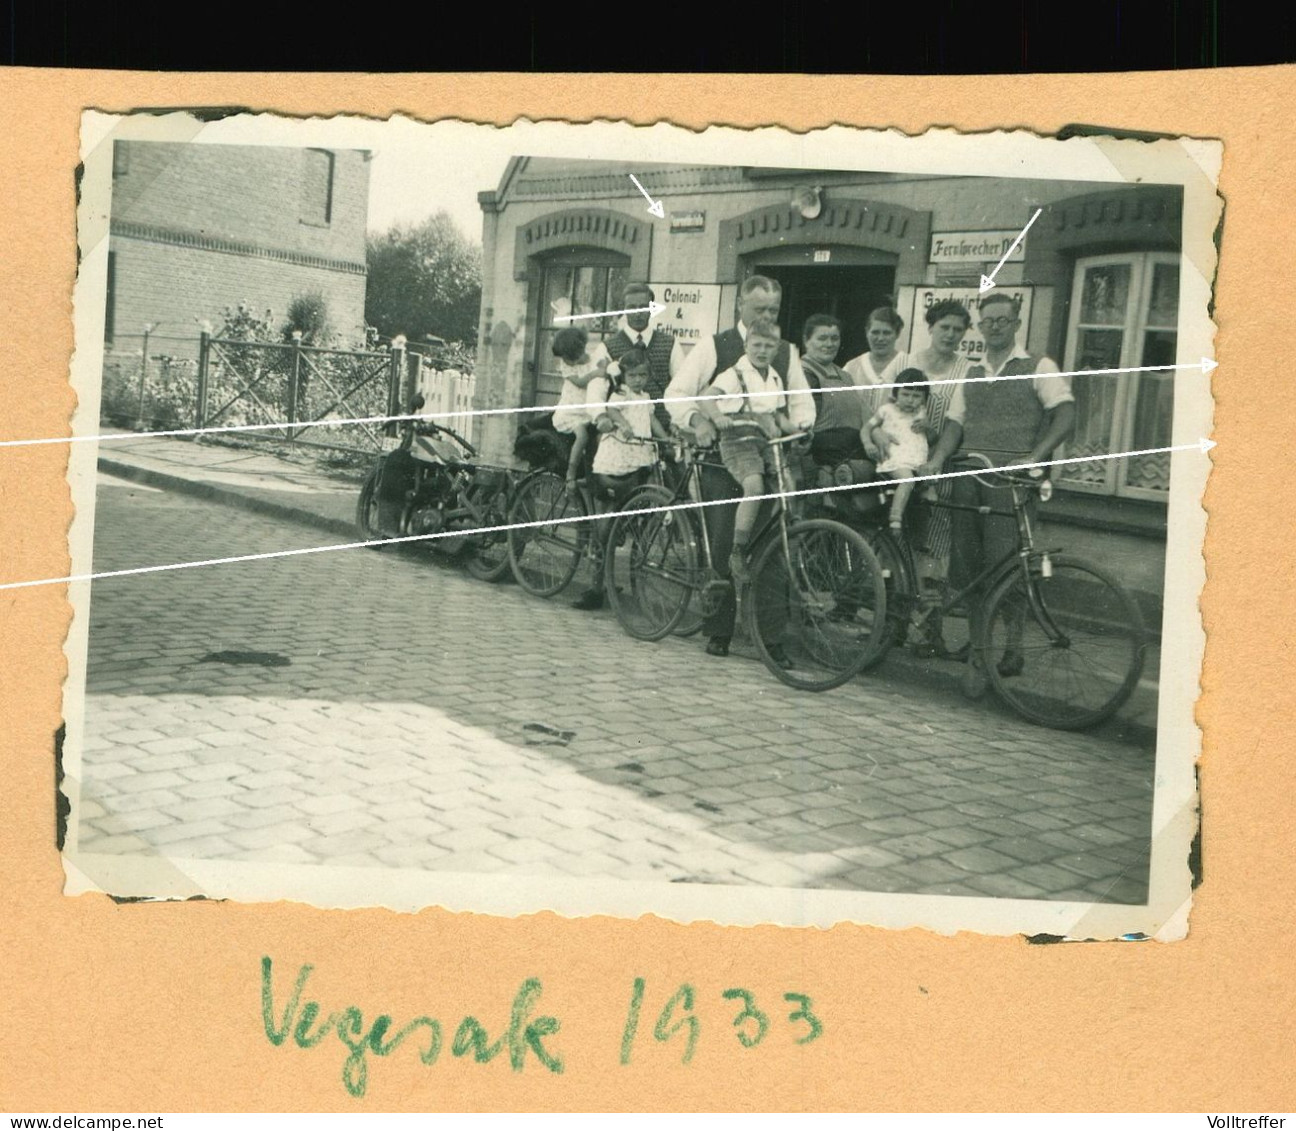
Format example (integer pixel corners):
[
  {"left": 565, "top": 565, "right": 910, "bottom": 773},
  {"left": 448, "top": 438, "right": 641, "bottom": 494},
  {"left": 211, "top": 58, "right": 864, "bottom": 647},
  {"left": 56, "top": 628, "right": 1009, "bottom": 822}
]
[{"left": 0, "top": 68, "right": 1291, "bottom": 1112}]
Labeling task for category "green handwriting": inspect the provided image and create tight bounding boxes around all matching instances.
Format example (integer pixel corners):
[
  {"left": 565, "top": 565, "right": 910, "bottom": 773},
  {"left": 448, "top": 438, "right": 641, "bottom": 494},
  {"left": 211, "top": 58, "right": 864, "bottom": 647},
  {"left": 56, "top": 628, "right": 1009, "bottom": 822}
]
[
  {"left": 621, "top": 980, "right": 823, "bottom": 1065},
  {"left": 261, "top": 957, "right": 563, "bottom": 1099}
]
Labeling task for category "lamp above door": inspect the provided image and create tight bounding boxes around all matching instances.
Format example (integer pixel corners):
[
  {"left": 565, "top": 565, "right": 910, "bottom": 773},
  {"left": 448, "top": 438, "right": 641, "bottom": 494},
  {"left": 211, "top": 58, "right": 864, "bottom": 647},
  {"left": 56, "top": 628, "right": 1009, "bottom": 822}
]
[{"left": 792, "top": 185, "right": 823, "bottom": 220}]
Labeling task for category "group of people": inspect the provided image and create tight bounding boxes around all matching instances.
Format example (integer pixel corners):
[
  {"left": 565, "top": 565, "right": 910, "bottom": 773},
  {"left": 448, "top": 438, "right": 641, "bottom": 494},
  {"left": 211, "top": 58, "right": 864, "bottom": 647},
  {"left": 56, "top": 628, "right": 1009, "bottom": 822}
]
[{"left": 531, "top": 274, "right": 1076, "bottom": 696}]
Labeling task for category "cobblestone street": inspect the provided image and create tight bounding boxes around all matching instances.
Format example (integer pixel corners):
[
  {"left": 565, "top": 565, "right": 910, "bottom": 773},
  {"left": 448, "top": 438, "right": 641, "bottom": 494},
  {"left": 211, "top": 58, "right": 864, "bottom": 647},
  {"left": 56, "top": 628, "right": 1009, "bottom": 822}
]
[{"left": 72, "top": 474, "right": 1157, "bottom": 903}]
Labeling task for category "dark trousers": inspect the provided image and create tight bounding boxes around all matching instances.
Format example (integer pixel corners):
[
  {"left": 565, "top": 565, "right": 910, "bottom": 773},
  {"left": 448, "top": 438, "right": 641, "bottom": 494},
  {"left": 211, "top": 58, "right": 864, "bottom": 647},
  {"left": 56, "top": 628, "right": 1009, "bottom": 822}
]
[
  {"left": 950, "top": 471, "right": 1037, "bottom": 649},
  {"left": 697, "top": 457, "right": 743, "bottom": 641}
]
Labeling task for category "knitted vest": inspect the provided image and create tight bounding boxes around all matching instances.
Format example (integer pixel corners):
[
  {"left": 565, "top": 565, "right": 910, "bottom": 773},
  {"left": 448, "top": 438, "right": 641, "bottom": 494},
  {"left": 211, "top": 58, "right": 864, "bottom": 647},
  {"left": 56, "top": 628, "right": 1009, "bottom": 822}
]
[
  {"left": 961, "top": 354, "right": 1047, "bottom": 462},
  {"left": 713, "top": 328, "right": 791, "bottom": 381},
  {"left": 608, "top": 328, "right": 676, "bottom": 425}
]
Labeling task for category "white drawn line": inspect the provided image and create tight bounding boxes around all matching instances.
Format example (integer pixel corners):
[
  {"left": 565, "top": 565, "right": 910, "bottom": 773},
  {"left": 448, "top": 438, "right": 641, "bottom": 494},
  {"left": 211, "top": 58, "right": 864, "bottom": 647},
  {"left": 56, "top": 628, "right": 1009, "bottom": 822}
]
[
  {"left": 980, "top": 208, "right": 1043, "bottom": 293},
  {"left": 553, "top": 301, "right": 666, "bottom": 324},
  {"left": 0, "top": 359, "right": 1216, "bottom": 449},
  {"left": 628, "top": 174, "right": 665, "bottom": 219},
  {"left": 0, "top": 441, "right": 1214, "bottom": 592}
]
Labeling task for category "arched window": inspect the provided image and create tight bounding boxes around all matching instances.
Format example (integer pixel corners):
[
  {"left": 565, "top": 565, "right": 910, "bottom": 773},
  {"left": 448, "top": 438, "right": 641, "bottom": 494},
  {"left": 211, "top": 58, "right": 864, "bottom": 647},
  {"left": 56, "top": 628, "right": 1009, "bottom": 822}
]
[{"left": 529, "top": 249, "right": 630, "bottom": 406}]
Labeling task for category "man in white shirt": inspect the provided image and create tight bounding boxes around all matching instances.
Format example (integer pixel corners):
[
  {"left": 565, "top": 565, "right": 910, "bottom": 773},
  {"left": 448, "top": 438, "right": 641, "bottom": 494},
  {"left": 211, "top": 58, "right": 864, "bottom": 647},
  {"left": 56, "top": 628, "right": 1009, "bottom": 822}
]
[
  {"left": 664, "top": 275, "right": 814, "bottom": 658},
  {"left": 920, "top": 291, "right": 1076, "bottom": 694}
]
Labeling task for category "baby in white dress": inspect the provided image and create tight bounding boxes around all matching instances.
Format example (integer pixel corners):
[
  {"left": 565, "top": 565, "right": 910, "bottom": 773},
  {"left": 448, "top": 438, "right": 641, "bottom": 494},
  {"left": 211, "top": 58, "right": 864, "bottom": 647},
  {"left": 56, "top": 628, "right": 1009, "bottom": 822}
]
[{"left": 865, "top": 368, "right": 936, "bottom": 532}]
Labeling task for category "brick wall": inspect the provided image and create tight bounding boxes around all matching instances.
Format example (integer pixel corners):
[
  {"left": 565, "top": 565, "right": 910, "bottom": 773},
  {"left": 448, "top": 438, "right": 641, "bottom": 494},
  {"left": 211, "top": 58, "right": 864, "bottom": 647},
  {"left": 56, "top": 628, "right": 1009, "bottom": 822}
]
[
  {"left": 108, "top": 238, "right": 368, "bottom": 350},
  {"left": 112, "top": 142, "right": 369, "bottom": 264},
  {"left": 107, "top": 141, "right": 370, "bottom": 346}
]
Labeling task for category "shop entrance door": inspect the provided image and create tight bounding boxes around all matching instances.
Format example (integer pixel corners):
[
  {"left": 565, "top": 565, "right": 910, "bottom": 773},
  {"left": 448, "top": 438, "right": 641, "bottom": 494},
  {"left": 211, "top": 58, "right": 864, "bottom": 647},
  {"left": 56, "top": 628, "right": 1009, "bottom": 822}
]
[{"left": 748, "top": 262, "right": 896, "bottom": 363}]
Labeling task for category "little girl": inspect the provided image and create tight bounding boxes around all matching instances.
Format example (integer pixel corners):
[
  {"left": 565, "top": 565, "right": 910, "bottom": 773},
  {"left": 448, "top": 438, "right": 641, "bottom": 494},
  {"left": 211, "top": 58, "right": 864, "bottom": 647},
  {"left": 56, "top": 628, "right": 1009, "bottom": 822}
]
[
  {"left": 549, "top": 326, "right": 610, "bottom": 487},
  {"left": 589, "top": 348, "right": 669, "bottom": 487},
  {"left": 865, "top": 368, "right": 936, "bottom": 532}
]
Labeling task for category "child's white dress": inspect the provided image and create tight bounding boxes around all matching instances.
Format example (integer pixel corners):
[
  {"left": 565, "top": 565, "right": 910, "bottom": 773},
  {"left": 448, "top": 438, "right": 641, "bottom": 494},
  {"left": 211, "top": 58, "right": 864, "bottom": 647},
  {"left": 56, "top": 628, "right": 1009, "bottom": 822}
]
[
  {"left": 591, "top": 387, "right": 655, "bottom": 476},
  {"left": 872, "top": 401, "right": 930, "bottom": 472},
  {"left": 551, "top": 341, "right": 611, "bottom": 434}
]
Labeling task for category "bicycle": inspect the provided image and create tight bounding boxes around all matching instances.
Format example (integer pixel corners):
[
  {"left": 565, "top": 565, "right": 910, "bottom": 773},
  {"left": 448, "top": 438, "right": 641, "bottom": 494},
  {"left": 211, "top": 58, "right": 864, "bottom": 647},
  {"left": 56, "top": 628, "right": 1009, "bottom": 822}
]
[
  {"left": 355, "top": 417, "right": 516, "bottom": 583},
  {"left": 505, "top": 437, "right": 679, "bottom": 600},
  {"left": 822, "top": 453, "right": 1148, "bottom": 730},
  {"left": 605, "top": 431, "right": 889, "bottom": 692}
]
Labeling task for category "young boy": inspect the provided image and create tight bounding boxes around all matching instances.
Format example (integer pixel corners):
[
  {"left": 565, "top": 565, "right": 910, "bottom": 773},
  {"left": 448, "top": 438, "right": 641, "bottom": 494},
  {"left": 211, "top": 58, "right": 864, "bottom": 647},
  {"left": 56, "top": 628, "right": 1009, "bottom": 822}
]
[{"left": 698, "top": 316, "right": 796, "bottom": 583}]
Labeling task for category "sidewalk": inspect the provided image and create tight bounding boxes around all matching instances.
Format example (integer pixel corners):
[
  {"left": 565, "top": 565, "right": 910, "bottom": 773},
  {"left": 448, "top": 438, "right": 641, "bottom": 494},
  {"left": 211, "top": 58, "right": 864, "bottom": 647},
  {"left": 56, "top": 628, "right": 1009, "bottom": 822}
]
[
  {"left": 97, "top": 436, "right": 363, "bottom": 539},
  {"left": 96, "top": 434, "right": 1161, "bottom": 742}
]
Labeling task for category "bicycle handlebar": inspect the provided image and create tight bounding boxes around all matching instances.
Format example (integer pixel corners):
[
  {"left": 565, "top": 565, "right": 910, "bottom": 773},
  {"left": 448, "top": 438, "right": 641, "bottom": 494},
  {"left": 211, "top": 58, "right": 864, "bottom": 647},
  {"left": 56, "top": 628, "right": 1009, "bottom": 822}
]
[
  {"left": 410, "top": 418, "right": 478, "bottom": 459},
  {"left": 671, "top": 426, "right": 808, "bottom": 449},
  {"left": 953, "top": 452, "right": 1049, "bottom": 491}
]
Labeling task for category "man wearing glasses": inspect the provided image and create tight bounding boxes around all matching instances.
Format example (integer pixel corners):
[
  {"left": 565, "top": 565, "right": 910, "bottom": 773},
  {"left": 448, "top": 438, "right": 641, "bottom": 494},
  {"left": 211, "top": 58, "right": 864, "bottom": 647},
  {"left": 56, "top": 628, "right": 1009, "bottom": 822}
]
[{"left": 919, "top": 290, "right": 1076, "bottom": 696}]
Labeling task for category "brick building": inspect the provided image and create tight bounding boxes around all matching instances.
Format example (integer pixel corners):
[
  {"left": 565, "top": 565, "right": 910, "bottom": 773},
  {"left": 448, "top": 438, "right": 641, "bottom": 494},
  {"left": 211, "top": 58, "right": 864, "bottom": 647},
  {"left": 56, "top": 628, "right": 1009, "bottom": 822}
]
[
  {"left": 105, "top": 141, "right": 371, "bottom": 354},
  {"left": 475, "top": 158, "right": 1188, "bottom": 606}
]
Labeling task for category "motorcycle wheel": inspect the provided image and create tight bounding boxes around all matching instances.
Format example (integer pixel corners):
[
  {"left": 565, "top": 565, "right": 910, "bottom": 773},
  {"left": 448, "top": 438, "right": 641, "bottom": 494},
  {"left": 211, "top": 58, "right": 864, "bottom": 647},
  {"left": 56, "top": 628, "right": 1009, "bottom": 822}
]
[{"left": 356, "top": 470, "right": 394, "bottom": 549}]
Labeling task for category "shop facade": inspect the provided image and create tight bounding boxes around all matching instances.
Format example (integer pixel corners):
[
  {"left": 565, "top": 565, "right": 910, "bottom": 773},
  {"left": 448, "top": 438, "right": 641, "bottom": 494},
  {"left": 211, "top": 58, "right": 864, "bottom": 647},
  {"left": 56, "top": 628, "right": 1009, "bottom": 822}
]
[{"left": 475, "top": 159, "right": 1184, "bottom": 608}]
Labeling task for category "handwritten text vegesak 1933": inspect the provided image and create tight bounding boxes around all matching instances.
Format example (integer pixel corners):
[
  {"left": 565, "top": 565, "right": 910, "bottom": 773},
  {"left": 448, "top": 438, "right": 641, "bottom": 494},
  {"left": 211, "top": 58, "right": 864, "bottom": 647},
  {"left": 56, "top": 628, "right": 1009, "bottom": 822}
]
[{"left": 261, "top": 957, "right": 824, "bottom": 1098}]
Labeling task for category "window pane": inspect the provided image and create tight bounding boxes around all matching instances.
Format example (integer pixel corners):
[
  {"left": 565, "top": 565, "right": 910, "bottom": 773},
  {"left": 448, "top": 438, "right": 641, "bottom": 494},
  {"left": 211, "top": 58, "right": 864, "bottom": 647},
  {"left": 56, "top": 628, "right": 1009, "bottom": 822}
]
[
  {"left": 1063, "top": 374, "right": 1122, "bottom": 486},
  {"left": 1079, "top": 264, "right": 1132, "bottom": 326},
  {"left": 1146, "top": 262, "right": 1180, "bottom": 329},
  {"left": 573, "top": 267, "right": 598, "bottom": 320},
  {"left": 1123, "top": 329, "right": 1177, "bottom": 492},
  {"left": 607, "top": 266, "right": 630, "bottom": 317},
  {"left": 1074, "top": 326, "right": 1124, "bottom": 372},
  {"left": 1060, "top": 328, "right": 1124, "bottom": 488},
  {"left": 541, "top": 267, "right": 574, "bottom": 326}
]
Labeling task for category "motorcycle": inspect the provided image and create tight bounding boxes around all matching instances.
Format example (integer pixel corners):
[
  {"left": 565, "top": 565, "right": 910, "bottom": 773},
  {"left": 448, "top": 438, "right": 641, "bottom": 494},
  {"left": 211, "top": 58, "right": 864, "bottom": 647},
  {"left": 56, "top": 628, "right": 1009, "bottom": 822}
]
[{"left": 355, "top": 394, "right": 515, "bottom": 581}]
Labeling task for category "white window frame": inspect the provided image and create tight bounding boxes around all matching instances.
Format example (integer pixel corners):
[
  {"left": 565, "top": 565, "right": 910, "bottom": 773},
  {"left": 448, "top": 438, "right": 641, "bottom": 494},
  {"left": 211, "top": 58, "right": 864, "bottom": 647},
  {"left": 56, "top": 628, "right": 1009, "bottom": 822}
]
[{"left": 1061, "top": 251, "right": 1180, "bottom": 502}]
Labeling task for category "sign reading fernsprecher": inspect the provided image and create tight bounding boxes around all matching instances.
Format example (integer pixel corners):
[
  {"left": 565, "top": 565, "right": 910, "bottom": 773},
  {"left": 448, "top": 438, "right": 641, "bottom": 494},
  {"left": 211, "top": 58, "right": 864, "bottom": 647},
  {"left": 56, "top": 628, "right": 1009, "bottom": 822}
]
[
  {"left": 651, "top": 283, "right": 723, "bottom": 347},
  {"left": 930, "top": 229, "right": 1028, "bottom": 264}
]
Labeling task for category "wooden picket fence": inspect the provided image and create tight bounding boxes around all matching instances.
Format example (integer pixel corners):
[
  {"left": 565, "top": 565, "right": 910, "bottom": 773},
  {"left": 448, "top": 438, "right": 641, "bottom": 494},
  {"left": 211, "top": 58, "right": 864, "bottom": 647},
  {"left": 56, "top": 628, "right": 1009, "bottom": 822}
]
[{"left": 414, "top": 359, "right": 478, "bottom": 445}]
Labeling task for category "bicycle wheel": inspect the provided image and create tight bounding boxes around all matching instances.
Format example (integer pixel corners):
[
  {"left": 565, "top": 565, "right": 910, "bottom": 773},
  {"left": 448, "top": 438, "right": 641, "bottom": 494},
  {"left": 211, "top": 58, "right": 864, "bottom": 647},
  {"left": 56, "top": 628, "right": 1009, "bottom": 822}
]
[
  {"left": 747, "top": 518, "right": 888, "bottom": 692},
  {"left": 857, "top": 525, "right": 917, "bottom": 664},
  {"left": 981, "top": 554, "right": 1147, "bottom": 730},
  {"left": 507, "top": 472, "right": 588, "bottom": 597},
  {"left": 355, "top": 470, "right": 393, "bottom": 549},
  {"left": 605, "top": 486, "right": 699, "bottom": 641},
  {"left": 464, "top": 482, "right": 512, "bottom": 582}
]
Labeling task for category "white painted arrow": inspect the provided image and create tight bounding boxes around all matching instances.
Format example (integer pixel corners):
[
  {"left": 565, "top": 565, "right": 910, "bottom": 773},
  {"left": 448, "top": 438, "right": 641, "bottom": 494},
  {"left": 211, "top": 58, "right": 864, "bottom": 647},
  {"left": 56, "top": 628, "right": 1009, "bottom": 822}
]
[
  {"left": 979, "top": 208, "right": 1043, "bottom": 293},
  {"left": 553, "top": 301, "right": 666, "bottom": 324},
  {"left": 628, "top": 174, "right": 665, "bottom": 219}
]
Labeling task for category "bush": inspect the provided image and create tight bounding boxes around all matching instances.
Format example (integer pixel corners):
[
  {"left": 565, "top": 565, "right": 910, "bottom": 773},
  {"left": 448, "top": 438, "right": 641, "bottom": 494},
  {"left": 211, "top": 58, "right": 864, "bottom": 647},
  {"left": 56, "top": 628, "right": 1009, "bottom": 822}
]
[{"left": 100, "top": 352, "right": 199, "bottom": 432}]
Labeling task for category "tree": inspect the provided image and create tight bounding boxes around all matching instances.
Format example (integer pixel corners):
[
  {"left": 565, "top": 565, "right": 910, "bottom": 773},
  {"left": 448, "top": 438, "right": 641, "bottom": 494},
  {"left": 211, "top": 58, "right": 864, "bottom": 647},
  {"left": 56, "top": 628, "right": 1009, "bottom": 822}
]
[{"left": 365, "top": 212, "right": 483, "bottom": 348}]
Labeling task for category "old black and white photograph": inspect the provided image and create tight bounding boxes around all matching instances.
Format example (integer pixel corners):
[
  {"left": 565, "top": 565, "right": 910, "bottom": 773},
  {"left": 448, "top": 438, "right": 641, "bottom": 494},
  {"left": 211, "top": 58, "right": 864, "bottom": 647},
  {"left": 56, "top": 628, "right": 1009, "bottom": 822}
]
[{"left": 59, "top": 115, "right": 1217, "bottom": 937}]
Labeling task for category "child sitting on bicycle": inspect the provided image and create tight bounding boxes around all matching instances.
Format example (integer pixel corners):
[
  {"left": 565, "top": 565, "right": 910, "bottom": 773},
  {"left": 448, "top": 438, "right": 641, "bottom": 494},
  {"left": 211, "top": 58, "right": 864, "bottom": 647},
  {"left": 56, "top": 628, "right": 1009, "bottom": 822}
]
[
  {"left": 588, "top": 347, "right": 670, "bottom": 500},
  {"left": 865, "top": 368, "right": 938, "bottom": 533},
  {"left": 549, "top": 326, "right": 610, "bottom": 489},
  {"left": 697, "top": 316, "right": 797, "bottom": 583},
  {"left": 565, "top": 348, "right": 671, "bottom": 613}
]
